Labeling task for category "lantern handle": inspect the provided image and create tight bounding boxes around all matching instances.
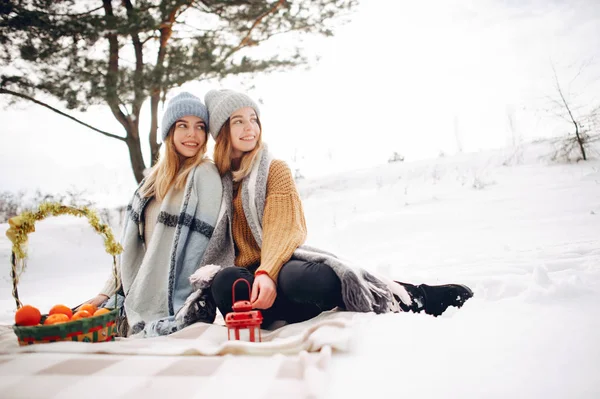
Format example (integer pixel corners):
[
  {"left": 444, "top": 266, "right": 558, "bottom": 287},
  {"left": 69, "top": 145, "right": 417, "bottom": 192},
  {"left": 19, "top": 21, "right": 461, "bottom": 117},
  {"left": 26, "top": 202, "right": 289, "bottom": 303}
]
[{"left": 231, "top": 278, "right": 252, "bottom": 305}]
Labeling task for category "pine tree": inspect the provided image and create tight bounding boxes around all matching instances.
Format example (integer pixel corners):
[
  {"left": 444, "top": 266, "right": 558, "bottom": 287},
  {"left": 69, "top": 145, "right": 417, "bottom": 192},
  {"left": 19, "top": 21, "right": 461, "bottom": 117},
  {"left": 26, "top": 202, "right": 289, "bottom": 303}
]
[{"left": 0, "top": 0, "right": 357, "bottom": 182}]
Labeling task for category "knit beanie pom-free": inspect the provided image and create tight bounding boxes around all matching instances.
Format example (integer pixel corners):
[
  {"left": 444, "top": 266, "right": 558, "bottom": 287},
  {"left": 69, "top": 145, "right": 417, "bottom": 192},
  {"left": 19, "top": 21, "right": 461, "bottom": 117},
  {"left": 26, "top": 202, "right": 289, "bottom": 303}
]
[
  {"left": 160, "top": 92, "right": 209, "bottom": 141},
  {"left": 204, "top": 89, "right": 261, "bottom": 139}
]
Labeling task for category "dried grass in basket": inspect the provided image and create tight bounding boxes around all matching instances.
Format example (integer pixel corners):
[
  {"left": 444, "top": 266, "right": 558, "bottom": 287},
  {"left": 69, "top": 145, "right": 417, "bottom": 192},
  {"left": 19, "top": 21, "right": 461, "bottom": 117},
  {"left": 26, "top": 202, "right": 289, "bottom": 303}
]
[{"left": 6, "top": 202, "right": 123, "bottom": 345}]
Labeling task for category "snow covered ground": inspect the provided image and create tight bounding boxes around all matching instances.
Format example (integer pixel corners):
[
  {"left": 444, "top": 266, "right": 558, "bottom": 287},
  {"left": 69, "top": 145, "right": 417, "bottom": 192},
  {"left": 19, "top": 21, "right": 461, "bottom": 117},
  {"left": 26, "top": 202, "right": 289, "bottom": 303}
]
[{"left": 1, "top": 141, "right": 599, "bottom": 397}]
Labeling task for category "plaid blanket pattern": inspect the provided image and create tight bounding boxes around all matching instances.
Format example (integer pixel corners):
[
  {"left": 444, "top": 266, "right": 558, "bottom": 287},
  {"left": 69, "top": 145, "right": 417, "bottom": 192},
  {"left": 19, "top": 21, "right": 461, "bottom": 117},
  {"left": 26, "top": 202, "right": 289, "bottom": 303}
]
[
  {"left": 0, "top": 350, "right": 331, "bottom": 399},
  {"left": 0, "top": 311, "right": 364, "bottom": 399}
]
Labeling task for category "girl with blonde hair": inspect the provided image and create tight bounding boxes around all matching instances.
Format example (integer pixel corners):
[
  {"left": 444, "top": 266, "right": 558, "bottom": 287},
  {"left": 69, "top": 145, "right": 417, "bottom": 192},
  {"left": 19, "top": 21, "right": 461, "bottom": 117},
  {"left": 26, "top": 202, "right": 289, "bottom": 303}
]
[
  {"left": 87, "top": 92, "right": 222, "bottom": 336},
  {"left": 198, "top": 89, "right": 473, "bottom": 328}
]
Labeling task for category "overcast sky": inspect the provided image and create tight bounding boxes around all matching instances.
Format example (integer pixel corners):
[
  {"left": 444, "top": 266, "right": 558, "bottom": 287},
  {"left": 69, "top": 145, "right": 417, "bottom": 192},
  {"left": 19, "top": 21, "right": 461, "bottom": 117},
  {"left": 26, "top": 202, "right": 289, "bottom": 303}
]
[{"left": 1, "top": 0, "right": 599, "bottom": 206}]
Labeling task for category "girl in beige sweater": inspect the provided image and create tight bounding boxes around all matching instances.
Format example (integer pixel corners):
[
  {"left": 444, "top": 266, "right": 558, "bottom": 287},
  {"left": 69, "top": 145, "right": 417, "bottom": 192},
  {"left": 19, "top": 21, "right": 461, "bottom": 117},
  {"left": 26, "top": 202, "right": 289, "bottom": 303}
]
[{"left": 204, "top": 89, "right": 473, "bottom": 327}]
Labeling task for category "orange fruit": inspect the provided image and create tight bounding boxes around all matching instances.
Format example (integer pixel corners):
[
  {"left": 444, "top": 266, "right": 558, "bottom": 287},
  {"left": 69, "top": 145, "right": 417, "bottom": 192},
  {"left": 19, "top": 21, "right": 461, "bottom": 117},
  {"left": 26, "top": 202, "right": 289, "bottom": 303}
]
[
  {"left": 43, "top": 314, "right": 70, "bottom": 325},
  {"left": 15, "top": 305, "right": 42, "bottom": 326},
  {"left": 78, "top": 303, "right": 97, "bottom": 316},
  {"left": 93, "top": 308, "right": 110, "bottom": 317},
  {"left": 49, "top": 304, "right": 73, "bottom": 319},
  {"left": 71, "top": 310, "right": 91, "bottom": 320}
]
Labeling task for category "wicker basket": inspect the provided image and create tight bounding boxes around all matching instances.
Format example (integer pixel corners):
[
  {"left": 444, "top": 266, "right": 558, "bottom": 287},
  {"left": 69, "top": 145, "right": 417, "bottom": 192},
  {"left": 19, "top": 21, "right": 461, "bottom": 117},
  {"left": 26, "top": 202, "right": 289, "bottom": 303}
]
[
  {"left": 13, "top": 309, "right": 119, "bottom": 345},
  {"left": 7, "top": 203, "right": 123, "bottom": 346}
]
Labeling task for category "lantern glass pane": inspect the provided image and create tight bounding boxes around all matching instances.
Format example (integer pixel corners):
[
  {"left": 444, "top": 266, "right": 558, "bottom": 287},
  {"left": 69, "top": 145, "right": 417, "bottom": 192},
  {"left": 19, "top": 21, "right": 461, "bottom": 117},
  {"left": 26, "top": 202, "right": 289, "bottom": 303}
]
[{"left": 238, "top": 328, "right": 251, "bottom": 342}]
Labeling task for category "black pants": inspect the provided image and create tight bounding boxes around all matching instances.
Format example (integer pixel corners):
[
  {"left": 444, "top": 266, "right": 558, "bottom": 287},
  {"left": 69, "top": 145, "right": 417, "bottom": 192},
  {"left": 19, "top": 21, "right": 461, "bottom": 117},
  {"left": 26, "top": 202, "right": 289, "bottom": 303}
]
[{"left": 211, "top": 260, "right": 344, "bottom": 328}]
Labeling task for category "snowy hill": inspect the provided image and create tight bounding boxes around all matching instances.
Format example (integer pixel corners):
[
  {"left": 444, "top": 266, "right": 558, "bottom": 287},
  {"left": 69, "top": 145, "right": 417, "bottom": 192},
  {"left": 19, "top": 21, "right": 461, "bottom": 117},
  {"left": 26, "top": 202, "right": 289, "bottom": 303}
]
[{"left": 1, "top": 140, "right": 599, "bottom": 397}]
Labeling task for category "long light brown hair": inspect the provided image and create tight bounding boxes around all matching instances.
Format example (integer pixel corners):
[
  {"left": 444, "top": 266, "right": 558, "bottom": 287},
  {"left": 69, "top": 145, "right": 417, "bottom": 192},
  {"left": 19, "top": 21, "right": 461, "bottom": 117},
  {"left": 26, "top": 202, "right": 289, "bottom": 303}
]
[
  {"left": 139, "top": 124, "right": 208, "bottom": 201},
  {"left": 213, "top": 117, "right": 262, "bottom": 182}
]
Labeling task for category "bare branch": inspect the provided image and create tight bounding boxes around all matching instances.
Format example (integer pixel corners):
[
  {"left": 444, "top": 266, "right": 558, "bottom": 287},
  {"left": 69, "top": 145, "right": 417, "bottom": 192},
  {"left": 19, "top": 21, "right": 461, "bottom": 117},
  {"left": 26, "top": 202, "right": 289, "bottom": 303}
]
[
  {"left": 0, "top": 88, "right": 125, "bottom": 141},
  {"left": 177, "top": 21, "right": 219, "bottom": 34},
  {"left": 219, "top": 0, "right": 287, "bottom": 63},
  {"left": 141, "top": 35, "right": 159, "bottom": 45},
  {"left": 552, "top": 63, "right": 577, "bottom": 126},
  {"left": 551, "top": 62, "right": 587, "bottom": 160},
  {"left": 39, "top": 5, "right": 104, "bottom": 17},
  {"left": 568, "top": 57, "right": 594, "bottom": 88}
]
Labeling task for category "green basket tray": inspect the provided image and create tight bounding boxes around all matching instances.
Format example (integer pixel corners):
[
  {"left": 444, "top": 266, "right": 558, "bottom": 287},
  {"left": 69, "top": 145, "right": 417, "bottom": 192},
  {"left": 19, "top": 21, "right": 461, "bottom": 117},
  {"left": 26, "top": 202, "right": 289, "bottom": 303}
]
[
  {"left": 7, "top": 203, "right": 122, "bottom": 346},
  {"left": 13, "top": 309, "right": 119, "bottom": 346}
]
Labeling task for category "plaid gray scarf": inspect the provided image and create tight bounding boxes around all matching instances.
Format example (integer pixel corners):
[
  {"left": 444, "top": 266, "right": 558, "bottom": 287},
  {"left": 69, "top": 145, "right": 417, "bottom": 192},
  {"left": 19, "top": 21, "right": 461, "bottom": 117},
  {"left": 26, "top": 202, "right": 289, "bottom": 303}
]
[
  {"left": 181, "top": 146, "right": 410, "bottom": 322},
  {"left": 118, "top": 161, "right": 222, "bottom": 336}
]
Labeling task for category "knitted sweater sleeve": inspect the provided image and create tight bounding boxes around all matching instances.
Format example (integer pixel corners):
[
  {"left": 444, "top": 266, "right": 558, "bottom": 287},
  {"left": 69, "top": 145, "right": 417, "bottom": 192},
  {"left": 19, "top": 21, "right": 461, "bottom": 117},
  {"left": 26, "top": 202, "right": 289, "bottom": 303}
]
[{"left": 256, "top": 160, "right": 307, "bottom": 282}]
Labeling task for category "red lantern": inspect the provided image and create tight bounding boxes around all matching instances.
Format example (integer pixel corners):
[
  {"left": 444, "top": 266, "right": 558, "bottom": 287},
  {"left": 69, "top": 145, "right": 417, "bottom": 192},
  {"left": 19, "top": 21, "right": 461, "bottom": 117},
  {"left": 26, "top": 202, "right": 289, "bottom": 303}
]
[{"left": 225, "top": 278, "right": 263, "bottom": 342}]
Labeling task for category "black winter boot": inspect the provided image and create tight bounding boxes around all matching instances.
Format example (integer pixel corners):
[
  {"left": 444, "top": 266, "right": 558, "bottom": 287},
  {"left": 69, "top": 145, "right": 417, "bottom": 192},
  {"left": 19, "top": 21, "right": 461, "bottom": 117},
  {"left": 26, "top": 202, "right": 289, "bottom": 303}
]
[
  {"left": 394, "top": 281, "right": 474, "bottom": 317},
  {"left": 418, "top": 283, "right": 473, "bottom": 316},
  {"left": 392, "top": 281, "right": 426, "bottom": 313}
]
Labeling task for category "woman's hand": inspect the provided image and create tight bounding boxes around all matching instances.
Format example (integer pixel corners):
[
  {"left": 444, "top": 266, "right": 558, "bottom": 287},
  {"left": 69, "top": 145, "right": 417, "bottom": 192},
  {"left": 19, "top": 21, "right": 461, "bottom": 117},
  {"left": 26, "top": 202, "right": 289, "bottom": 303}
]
[
  {"left": 85, "top": 294, "right": 109, "bottom": 308},
  {"left": 251, "top": 273, "right": 277, "bottom": 310}
]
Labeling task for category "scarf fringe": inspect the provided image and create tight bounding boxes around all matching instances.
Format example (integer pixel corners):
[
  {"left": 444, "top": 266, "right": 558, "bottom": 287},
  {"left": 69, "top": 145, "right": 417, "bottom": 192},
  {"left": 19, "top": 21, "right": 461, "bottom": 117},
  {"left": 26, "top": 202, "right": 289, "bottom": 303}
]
[
  {"left": 339, "top": 271, "right": 375, "bottom": 312},
  {"left": 361, "top": 270, "right": 395, "bottom": 314}
]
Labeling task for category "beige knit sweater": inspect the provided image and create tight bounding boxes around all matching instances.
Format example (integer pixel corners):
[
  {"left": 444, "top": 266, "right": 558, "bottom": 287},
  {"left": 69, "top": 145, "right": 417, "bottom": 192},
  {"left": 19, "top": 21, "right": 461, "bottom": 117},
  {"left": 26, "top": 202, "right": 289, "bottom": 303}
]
[{"left": 232, "top": 159, "right": 307, "bottom": 281}]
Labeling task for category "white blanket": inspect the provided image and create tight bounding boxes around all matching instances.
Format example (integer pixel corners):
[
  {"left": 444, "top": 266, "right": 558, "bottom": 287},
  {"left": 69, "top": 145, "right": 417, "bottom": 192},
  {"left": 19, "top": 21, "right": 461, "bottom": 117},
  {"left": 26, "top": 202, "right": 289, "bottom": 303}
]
[{"left": 0, "top": 311, "right": 370, "bottom": 399}]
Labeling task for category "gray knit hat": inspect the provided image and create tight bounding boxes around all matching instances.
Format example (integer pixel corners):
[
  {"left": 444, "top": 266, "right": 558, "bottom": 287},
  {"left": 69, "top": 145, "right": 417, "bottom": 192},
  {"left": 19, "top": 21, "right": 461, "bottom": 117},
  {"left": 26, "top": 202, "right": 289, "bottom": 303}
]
[
  {"left": 204, "top": 89, "right": 260, "bottom": 139},
  {"left": 160, "top": 92, "right": 209, "bottom": 141}
]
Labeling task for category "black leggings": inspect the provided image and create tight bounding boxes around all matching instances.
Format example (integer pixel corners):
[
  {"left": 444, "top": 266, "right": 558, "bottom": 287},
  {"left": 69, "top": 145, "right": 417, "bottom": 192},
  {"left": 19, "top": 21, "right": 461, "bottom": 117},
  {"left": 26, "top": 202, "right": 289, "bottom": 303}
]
[{"left": 211, "top": 260, "right": 344, "bottom": 327}]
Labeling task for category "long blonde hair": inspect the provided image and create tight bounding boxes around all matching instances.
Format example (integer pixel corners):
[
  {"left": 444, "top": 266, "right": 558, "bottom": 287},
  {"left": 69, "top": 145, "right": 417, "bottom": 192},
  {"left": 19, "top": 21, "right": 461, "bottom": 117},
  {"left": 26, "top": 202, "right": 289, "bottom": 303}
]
[
  {"left": 213, "top": 117, "right": 263, "bottom": 182},
  {"left": 139, "top": 125, "right": 208, "bottom": 201}
]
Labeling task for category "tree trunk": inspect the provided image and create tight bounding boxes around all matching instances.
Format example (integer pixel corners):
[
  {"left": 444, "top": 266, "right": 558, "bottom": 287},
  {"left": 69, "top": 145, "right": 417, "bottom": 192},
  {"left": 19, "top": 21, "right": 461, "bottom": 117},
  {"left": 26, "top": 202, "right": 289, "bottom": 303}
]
[
  {"left": 574, "top": 121, "right": 587, "bottom": 161},
  {"left": 552, "top": 65, "right": 588, "bottom": 162},
  {"left": 124, "top": 128, "right": 146, "bottom": 183},
  {"left": 102, "top": 0, "right": 147, "bottom": 183},
  {"left": 149, "top": 91, "right": 161, "bottom": 166},
  {"left": 147, "top": 4, "right": 181, "bottom": 167}
]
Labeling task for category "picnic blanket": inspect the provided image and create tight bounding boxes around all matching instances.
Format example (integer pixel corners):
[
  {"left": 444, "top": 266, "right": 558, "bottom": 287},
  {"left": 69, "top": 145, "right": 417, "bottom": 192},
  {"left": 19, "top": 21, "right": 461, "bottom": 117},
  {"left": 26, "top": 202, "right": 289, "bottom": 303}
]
[{"left": 0, "top": 311, "right": 371, "bottom": 399}]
